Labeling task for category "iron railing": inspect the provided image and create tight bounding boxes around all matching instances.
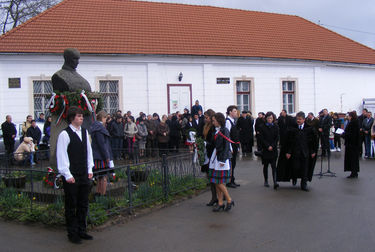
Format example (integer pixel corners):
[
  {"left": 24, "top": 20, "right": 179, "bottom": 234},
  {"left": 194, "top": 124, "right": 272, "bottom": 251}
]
[{"left": 0, "top": 149, "right": 205, "bottom": 225}]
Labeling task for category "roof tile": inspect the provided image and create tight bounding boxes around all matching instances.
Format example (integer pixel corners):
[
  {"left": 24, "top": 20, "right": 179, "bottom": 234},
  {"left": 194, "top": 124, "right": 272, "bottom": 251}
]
[{"left": 0, "top": 0, "right": 375, "bottom": 64}]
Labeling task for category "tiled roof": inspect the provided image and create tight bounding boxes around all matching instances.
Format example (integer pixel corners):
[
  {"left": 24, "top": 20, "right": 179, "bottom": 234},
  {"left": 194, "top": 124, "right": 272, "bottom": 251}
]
[{"left": 1, "top": 0, "right": 375, "bottom": 65}]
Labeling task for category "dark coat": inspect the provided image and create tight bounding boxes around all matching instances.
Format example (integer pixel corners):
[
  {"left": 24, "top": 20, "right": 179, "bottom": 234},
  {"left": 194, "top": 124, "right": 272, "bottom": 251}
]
[
  {"left": 214, "top": 127, "right": 232, "bottom": 163},
  {"left": 237, "top": 116, "right": 254, "bottom": 145},
  {"left": 110, "top": 121, "right": 124, "bottom": 138},
  {"left": 90, "top": 121, "right": 113, "bottom": 161},
  {"left": 306, "top": 117, "right": 320, "bottom": 132},
  {"left": 1, "top": 121, "right": 17, "bottom": 145},
  {"left": 277, "top": 124, "right": 318, "bottom": 182},
  {"left": 319, "top": 115, "right": 333, "bottom": 136},
  {"left": 191, "top": 104, "right": 203, "bottom": 116},
  {"left": 362, "top": 117, "right": 374, "bottom": 135},
  {"left": 344, "top": 119, "right": 360, "bottom": 173},
  {"left": 192, "top": 117, "right": 204, "bottom": 137},
  {"left": 144, "top": 119, "right": 157, "bottom": 140},
  {"left": 169, "top": 117, "right": 181, "bottom": 139},
  {"left": 277, "top": 115, "right": 295, "bottom": 147},
  {"left": 26, "top": 126, "right": 41, "bottom": 145},
  {"left": 157, "top": 122, "right": 169, "bottom": 143},
  {"left": 203, "top": 125, "right": 216, "bottom": 159},
  {"left": 259, "top": 123, "right": 279, "bottom": 160},
  {"left": 255, "top": 117, "right": 265, "bottom": 133}
]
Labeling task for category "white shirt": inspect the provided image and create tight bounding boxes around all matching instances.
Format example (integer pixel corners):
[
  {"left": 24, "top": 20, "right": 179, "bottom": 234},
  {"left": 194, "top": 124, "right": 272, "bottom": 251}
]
[
  {"left": 299, "top": 123, "right": 305, "bottom": 130},
  {"left": 225, "top": 117, "right": 235, "bottom": 152},
  {"left": 56, "top": 124, "right": 94, "bottom": 180},
  {"left": 225, "top": 116, "right": 235, "bottom": 132}
]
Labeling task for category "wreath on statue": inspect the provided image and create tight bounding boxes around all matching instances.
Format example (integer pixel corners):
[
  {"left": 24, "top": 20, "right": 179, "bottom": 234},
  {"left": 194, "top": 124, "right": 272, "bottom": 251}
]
[{"left": 46, "top": 90, "right": 103, "bottom": 124}]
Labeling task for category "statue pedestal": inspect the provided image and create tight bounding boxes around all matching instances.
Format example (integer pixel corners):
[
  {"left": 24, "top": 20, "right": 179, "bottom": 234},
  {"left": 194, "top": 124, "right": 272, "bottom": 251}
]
[{"left": 49, "top": 115, "right": 94, "bottom": 168}]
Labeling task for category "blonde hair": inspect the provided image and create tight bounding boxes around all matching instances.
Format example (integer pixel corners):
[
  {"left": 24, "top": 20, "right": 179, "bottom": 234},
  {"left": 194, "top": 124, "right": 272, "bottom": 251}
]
[{"left": 96, "top": 110, "right": 108, "bottom": 121}]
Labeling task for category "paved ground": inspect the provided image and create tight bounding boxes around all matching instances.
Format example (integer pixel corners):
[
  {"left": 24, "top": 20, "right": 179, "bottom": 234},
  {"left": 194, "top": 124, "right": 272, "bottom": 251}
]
[{"left": 1, "top": 151, "right": 375, "bottom": 252}]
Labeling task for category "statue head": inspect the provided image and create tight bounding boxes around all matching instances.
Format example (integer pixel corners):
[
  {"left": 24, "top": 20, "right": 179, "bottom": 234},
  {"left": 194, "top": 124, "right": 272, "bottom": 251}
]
[{"left": 63, "top": 48, "right": 80, "bottom": 70}]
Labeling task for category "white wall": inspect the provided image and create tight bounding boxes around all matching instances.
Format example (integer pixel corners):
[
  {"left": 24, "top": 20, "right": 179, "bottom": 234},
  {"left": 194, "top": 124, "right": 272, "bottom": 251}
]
[{"left": 1, "top": 54, "right": 375, "bottom": 123}]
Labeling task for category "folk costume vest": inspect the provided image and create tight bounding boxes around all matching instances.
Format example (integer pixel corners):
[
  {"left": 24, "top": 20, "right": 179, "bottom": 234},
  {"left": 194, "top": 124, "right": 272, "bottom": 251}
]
[{"left": 65, "top": 126, "right": 88, "bottom": 176}]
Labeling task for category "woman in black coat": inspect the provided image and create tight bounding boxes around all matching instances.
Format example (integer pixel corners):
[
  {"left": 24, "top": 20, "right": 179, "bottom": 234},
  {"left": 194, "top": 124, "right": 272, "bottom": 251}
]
[
  {"left": 90, "top": 111, "right": 114, "bottom": 196},
  {"left": 344, "top": 111, "right": 360, "bottom": 178},
  {"left": 259, "top": 112, "right": 279, "bottom": 189}
]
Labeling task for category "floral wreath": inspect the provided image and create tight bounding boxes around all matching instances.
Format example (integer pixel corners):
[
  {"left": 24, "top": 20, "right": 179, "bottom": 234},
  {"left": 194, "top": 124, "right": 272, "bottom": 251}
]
[{"left": 46, "top": 90, "right": 102, "bottom": 125}]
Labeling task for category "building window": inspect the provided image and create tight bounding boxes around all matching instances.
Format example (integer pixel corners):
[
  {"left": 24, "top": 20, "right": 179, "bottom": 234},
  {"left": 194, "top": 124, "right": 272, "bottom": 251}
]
[
  {"left": 99, "top": 80, "right": 119, "bottom": 114},
  {"left": 282, "top": 81, "right": 295, "bottom": 114},
  {"left": 33, "top": 80, "right": 53, "bottom": 119},
  {"left": 236, "top": 80, "right": 251, "bottom": 112}
]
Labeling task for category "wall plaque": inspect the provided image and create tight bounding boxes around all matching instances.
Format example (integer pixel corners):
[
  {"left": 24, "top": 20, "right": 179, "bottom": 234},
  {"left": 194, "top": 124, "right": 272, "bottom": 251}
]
[
  {"left": 8, "top": 78, "right": 21, "bottom": 88},
  {"left": 216, "top": 77, "right": 230, "bottom": 84}
]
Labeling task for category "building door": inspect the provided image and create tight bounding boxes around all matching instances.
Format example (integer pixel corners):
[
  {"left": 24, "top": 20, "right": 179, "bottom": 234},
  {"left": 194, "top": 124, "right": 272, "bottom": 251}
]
[{"left": 167, "top": 84, "right": 192, "bottom": 114}]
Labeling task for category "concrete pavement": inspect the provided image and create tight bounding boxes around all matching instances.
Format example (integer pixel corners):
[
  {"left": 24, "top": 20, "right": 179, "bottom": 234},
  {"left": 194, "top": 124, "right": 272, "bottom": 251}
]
[{"left": 1, "top": 151, "right": 375, "bottom": 252}]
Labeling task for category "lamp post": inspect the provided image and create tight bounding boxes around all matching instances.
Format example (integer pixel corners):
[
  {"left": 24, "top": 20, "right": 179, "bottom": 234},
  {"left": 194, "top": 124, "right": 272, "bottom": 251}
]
[{"left": 178, "top": 72, "right": 183, "bottom": 82}]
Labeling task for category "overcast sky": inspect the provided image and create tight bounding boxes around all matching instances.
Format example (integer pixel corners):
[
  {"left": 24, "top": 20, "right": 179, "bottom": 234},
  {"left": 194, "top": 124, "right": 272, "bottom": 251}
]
[{"left": 147, "top": 0, "right": 375, "bottom": 49}]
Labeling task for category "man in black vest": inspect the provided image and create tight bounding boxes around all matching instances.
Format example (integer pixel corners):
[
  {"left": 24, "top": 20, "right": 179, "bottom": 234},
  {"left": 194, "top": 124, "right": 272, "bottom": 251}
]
[
  {"left": 56, "top": 106, "right": 94, "bottom": 244},
  {"left": 226, "top": 105, "right": 240, "bottom": 188}
]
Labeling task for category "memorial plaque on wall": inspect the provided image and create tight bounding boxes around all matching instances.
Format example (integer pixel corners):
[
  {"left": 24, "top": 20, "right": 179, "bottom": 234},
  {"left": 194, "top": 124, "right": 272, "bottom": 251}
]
[
  {"left": 8, "top": 78, "right": 21, "bottom": 88},
  {"left": 216, "top": 77, "right": 230, "bottom": 84}
]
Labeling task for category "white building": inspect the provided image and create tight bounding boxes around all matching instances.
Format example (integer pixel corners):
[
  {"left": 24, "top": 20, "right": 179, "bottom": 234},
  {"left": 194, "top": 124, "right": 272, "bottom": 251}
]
[{"left": 0, "top": 0, "right": 375, "bottom": 122}]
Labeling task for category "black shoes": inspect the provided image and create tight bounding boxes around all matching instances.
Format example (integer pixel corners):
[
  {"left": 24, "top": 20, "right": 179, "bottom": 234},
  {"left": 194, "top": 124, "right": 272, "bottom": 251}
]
[
  {"left": 301, "top": 184, "right": 309, "bottom": 192},
  {"left": 273, "top": 183, "right": 279, "bottom": 190},
  {"left": 292, "top": 178, "right": 297, "bottom": 186},
  {"left": 232, "top": 182, "right": 240, "bottom": 187},
  {"left": 347, "top": 173, "right": 358, "bottom": 179},
  {"left": 225, "top": 201, "right": 235, "bottom": 211},
  {"left": 68, "top": 235, "right": 82, "bottom": 244},
  {"left": 206, "top": 199, "right": 218, "bottom": 206},
  {"left": 226, "top": 183, "right": 237, "bottom": 188},
  {"left": 212, "top": 204, "right": 225, "bottom": 212},
  {"left": 79, "top": 233, "right": 93, "bottom": 240}
]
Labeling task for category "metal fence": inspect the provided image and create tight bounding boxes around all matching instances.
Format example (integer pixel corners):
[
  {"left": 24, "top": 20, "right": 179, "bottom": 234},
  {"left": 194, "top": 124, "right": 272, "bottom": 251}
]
[{"left": 0, "top": 149, "right": 205, "bottom": 225}]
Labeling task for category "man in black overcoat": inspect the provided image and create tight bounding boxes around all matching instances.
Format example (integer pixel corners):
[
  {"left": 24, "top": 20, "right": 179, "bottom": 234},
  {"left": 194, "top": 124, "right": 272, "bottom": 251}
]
[
  {"left": 319, "top": 109, "right": 333, "bottom": 157},
  {"left": 278, "top": 111, "right": 318, "bottom": 191},
  {"left": 237, "top": 111, "right": 254, "bottom": 154},
  {"left": 255, "top": 112, "right": 265, "bottom": 154},
  {"left": 1, "top": 115, "right": 17, "bottom": 158}
]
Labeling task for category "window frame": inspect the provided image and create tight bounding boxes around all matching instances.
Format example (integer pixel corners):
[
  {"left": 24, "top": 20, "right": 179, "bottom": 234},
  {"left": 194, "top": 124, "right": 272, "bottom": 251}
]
[
  {"left": 234, "top": 78, "right": 254, "bottom": 114},
  {"left": 280, "top": 78, "right": 299, "bottom": 114},
  {"left": 95, "top": 75, "right": 123, "bottom": 114}
]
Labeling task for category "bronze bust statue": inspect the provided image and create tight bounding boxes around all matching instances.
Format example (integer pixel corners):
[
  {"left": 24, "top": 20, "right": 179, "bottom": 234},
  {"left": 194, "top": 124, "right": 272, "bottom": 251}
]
[{"left": 52, "top": 48, "right": 92, "bottom": 92}]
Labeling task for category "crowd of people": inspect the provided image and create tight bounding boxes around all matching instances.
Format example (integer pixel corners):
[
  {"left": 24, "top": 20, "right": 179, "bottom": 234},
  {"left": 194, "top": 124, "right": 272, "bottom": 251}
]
[{"left": 1, "top": 100, "right": 375, "bottom": 244}]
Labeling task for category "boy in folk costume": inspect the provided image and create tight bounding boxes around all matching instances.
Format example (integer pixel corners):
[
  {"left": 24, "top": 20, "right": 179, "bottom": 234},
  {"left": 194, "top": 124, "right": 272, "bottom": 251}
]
[{"left": 56, "top": 106, "right": 94, "bottom": 244}]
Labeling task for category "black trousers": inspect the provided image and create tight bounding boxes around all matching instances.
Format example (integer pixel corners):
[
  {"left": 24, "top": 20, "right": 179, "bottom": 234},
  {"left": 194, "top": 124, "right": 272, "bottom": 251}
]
[
  {"left": 321, "top": 134, "right": 330, "bottom": 156},
  {"left": 4, "top": 141, "right": 15, "bottom": 164},
  {"left": 230, "top": 147, "right": 238, "bottom": 183},
  {"left": 158, "top": 142, "right": 168, "bottom": 157},
  {"left": 334, "top": 134, "right": 341, "bottom": 148},
  {"left": 292, "top": 155, "right": 309, "bottom": 186},
  {"left": 63, "top": 174, "right": 91, "bottom": 237},
  {"left": 263, "top": 158, "right": 277, "bottom": 184}
]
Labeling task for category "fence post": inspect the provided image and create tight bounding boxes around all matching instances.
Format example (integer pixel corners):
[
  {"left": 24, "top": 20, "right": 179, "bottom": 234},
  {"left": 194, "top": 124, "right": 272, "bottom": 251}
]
[
  {"left": 126, "top": 165, "right": 133, "bottom": 214},
  {"left": 162, "top": 154, "right": 169, "bottom": 201},
  {"left": 30, "top": 168, "right": 33, "bottom": 211}
]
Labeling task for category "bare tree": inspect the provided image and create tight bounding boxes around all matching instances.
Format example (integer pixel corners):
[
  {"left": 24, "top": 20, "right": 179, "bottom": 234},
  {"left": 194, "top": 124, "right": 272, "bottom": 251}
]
[{"left": 0, "top": 0, "right": 61, "bottom": 34}]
